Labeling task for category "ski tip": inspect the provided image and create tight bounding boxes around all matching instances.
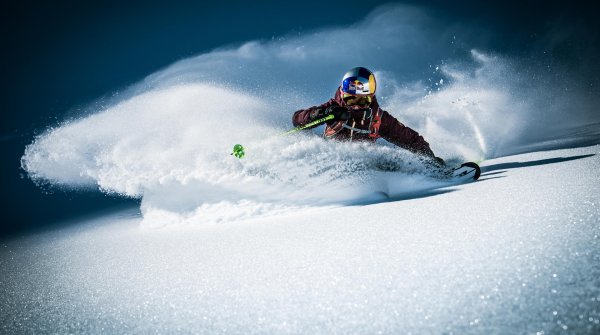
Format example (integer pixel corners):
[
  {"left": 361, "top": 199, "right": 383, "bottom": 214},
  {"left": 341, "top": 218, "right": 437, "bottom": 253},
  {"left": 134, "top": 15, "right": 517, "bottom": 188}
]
[
  {"left": 450, "top": 162, "right": 481, "bottom": 182},
  {"left": 460, "top": 162, "right": 481, "bottom": 181}
]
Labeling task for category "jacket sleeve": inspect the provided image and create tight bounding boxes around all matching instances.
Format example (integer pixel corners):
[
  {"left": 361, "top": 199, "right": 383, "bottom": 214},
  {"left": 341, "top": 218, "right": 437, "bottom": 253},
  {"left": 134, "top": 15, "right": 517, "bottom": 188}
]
[
  {"left": 292, "top": 100, "right": 336, "bottom": 127},
  {"left": 378, "top": 110, "right": 437, "bottom": 158}
]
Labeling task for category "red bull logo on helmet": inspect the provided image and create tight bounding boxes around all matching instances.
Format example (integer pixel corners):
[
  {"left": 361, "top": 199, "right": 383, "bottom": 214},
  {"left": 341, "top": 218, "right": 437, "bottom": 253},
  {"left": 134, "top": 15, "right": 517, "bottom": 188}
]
[
  {"left": 343, "top": 77, "right": 373, "bottom": 94},
  {"left": 349, "top": 80, "right": 364, "bottom": 92}
]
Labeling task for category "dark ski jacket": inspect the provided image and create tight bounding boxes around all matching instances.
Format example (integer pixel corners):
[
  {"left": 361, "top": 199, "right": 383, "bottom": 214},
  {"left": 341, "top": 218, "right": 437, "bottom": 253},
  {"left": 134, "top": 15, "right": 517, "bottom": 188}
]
[{"left": 292, "top": 87, "right": 437, "bottom": 158}]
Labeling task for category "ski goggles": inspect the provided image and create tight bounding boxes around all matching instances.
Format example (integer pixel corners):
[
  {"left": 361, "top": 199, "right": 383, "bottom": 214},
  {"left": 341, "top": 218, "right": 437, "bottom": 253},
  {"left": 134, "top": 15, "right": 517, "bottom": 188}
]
[{"left": 342, "top": 92, "right": 373, "bottom": 106}]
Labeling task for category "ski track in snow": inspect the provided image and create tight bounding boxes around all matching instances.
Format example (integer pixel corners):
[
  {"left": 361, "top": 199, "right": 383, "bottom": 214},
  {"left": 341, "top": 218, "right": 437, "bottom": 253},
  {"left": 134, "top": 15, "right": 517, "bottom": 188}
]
[{"left": 2, "top": 145, "right": 599, "bottom": 334}]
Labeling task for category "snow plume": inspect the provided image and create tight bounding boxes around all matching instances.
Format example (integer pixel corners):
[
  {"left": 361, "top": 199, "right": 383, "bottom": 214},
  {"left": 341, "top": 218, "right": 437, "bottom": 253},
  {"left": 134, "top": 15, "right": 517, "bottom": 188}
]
[
  {"left": 22, "top": 84, "right": 447, "bottom": 225},
  {"left": 21, "top": 4, "right": 600, "bottom": 225}
]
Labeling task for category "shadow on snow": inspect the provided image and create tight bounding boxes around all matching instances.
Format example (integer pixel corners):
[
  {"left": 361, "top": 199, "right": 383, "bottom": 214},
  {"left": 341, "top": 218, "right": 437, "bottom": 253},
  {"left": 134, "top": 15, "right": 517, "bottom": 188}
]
[{"left": 482, "top": 154, "right": 595, "bottom": 173}]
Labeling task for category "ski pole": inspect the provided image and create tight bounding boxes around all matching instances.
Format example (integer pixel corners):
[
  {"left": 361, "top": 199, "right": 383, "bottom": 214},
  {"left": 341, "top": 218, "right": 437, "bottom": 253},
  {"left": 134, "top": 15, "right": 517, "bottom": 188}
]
[
  {"left": 281, "top": 114, "right": 335, "bottom": 135},
  {"left": 231, "top": 114, "right": 335, "bottom": 158}
]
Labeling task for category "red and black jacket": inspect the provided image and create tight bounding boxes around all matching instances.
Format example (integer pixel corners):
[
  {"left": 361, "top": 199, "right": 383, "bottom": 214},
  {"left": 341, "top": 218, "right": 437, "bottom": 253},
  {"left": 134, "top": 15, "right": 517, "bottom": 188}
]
[{"left": 292, "top": 87, "right": 437, "bottom": 158}]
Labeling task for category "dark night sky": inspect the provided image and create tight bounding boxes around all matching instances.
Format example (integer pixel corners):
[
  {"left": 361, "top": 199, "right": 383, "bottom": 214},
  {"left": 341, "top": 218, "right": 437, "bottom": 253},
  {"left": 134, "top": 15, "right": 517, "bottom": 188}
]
[{"left": 1, "top": 0, "right": 598, "bottom": 236}]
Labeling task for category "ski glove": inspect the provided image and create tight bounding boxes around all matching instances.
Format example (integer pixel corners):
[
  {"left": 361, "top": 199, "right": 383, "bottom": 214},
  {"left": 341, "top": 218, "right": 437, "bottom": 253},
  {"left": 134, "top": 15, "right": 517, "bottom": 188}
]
[
  {"left": 324, "top": 106, "right": 352, "bottom": 121},
  {"left": 307, "top": 105, "right": 351, "bottom": 122},
  {"left": 432, "top": 156, "right": 446, "bottom": 168}
]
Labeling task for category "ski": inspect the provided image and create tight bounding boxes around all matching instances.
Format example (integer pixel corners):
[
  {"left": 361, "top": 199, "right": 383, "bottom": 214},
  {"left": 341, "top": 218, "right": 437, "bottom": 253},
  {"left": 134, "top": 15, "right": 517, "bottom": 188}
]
[{"left": 450, "top": 162, "right": 481, "bottom": 181}]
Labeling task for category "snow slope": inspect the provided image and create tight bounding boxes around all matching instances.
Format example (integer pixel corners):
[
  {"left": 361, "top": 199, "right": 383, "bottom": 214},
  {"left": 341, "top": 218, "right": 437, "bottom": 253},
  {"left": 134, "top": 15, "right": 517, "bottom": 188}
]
[{"left": 2, "top": 145, "right": 599, "bottom": 334}]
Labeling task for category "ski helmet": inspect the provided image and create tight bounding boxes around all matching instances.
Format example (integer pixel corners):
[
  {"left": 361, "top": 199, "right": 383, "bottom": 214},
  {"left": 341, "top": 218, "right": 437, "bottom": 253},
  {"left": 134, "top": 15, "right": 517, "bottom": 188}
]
[{"left": 341, "top": 67, "right": 376, "bottom": 96}]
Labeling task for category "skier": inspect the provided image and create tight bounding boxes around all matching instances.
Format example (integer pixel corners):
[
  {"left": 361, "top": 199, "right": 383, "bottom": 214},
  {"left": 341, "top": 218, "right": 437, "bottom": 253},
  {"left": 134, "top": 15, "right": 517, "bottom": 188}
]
[{"left": 292, "top": 67, "right": 445, "bottom": 166}]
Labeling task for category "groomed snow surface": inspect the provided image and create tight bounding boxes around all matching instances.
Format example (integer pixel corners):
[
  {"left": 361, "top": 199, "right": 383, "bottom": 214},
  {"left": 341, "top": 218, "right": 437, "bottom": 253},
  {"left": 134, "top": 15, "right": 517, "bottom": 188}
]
[{"left": 2, "top": 145, "right": 599, "bottom": 334}]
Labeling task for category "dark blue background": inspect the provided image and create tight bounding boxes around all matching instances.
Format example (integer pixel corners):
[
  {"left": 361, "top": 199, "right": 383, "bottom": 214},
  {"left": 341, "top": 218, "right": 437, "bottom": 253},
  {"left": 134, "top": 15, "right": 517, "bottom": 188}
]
[{"left": 1, "top": 0, "right": 597, "bottom": 237}]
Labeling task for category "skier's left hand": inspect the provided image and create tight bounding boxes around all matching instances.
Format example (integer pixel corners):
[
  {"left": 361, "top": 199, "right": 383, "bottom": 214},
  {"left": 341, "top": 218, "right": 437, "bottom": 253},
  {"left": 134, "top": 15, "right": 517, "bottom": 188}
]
[{"left": 432, "top": 156, "right": 446, "bottom": 168}]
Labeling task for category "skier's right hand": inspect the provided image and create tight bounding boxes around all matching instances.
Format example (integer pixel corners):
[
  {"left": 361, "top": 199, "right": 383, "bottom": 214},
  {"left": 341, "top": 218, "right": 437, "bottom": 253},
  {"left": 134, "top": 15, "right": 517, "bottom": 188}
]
[
  {"left": 323, "top": 105, "right": 351, "bottom": 121},
  {"left": 308, "top": 105, "right": 351, "bottom": 123}
]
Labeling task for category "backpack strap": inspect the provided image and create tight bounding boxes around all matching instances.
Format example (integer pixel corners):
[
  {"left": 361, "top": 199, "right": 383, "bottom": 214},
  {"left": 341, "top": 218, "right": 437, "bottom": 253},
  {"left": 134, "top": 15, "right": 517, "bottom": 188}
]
[{"left": 369, "top": 109, "right": 382, "bottom": 139}]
